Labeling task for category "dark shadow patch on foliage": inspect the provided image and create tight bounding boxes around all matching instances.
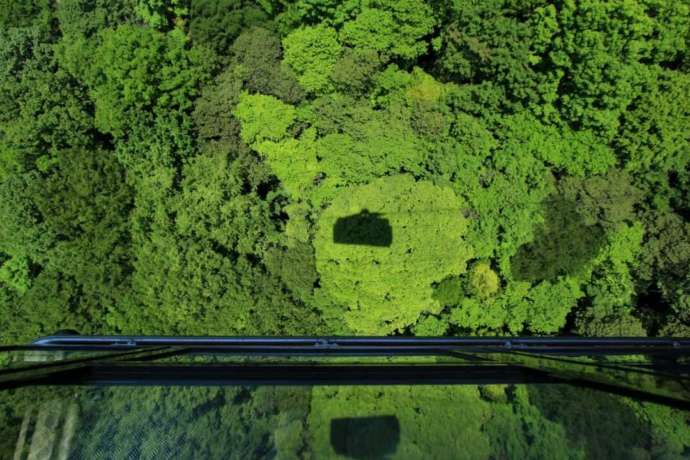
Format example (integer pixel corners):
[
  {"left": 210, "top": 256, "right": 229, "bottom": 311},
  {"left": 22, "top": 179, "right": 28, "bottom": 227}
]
[
  {"left": 265, "top": 241, "right": 318, "bottom": 299},
  {"left": 511, "top": 196, "right": 605, "bottom": 282},
  {"left": 432, "top": 275, "right": 465, "bottom": 308},
  {"left": 330, "top": 415, "right": 400, "bottom": 459},
  {"left": 528, "top": 384, "right": 651, "bottom": 460},
  {"left": 333, "top": 210, "right": 393, "bottom": 247}
]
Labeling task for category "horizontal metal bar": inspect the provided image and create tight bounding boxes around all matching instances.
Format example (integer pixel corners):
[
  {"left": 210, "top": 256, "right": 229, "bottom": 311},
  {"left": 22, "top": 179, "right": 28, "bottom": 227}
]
[
  {"left": 11, "top": 336, "right": 689, "bottom": 362},
  {"left": 5, "top": 361, "right": 689, "bottom": 410},
  {"left": 10, "top": 345, "right": 687, "bottom": 356},
  {"left": 0, "top": 347, "right": 175, "bottom": 382},
  {"left": 0, "top": 363, "right": 557, "bottom": 389},
  {"left": 31, "top": 335, "right": 690, "bottom": 345}
]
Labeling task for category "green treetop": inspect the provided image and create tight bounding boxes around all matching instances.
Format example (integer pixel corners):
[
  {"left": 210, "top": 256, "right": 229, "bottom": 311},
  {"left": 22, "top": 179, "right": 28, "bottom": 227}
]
[
  {"left": 282, "top": 24, "right": 341, "bottom": 93},
  {"left": 314, "top": 175, "right": 473, "bottom": 334}
]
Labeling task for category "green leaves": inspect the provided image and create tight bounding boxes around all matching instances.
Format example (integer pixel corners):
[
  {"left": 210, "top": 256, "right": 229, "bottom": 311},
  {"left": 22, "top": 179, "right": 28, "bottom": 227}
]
[
  {"left": 235, "top": 92, "right": 297, "bottom": 144},
  {"left": 314, "top": 175, "right": 472, "bottom": 334},
  {"left": 340, "top": 0, "right": 435, "bottom": 61},
  {"left": 0, "top": 0, "right": 688, "bottom": 342},
  {"left": 283, "top": 24, "right": 341, "bottom": 93},
  {"left": 135, "top": 0, "right": 188, "bottom": 29},
  {"left": 88, "top": 25, "right": 213, "bottom": 137}
]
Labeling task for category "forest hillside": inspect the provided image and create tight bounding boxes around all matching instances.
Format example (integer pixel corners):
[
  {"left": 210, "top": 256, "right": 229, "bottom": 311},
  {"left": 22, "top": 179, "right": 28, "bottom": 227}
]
[{"left": 0, "top": 0, "right": 689, "bottom": 342}]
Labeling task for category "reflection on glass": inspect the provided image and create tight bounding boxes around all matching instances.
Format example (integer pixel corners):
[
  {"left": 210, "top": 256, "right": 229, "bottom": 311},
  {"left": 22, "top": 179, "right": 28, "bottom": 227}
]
[{"left": 2, "top": 383, "right": 689, "bottom": 460}]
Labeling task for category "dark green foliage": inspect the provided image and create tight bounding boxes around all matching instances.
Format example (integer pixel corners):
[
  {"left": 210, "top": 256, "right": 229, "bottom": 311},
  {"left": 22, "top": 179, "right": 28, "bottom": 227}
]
[
  {"left": 54, "top": 0, "right": 138, "bottom": 79},
  {"left": 0, "top": 148, "right": 133, "bottom": 343},
  {"left": 0, "top": 0, "right": 52, "bottom": 30},
  {"left": 266, "top": 241, "right": 318, "bottom": 300},
  {"left": 529, "top": 385, "right": 652, "bottom": 459},
  {"left": 135, "top": 0, "right": 189, "bottom": 29},
  {"left": 230, "top": 27, "right": 304, "bottom": 102},
  {"left": 192, "top": 64, "right": 246, "bottom": 149},
  {"left": 87, "top": 25, "right": 214, "bottom": 137},
  {"left": 31, "top": 386, "right": 310, "bottom": 459},
  {"left": 190, "top": 0, "right": 270, "bottom": 56},
  {"left": 637, "top": 210, "right": 690, "bottom": 325},
  {"left": 56, "top": 0, "right": 137, "bottom": 38},
  {"left": 330, "top": 49, "right": 383, "bottom": 94},
  {"left": 482, "top": 385, "right": 582, "bottom": 459},
  {"left": 433, "top": 0, "right": 557, "bottom": 111},
  {"left": 511, "top": 197, "right": 606, "bottom": 283},
  {"left": 616, "top": 69, "right": 690, "bottom": 179}
]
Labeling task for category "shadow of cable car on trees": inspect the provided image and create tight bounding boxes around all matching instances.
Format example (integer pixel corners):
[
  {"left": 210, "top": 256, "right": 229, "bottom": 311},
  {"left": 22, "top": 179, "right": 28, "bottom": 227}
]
[
  {"left": 333, "top": 210, "right": 393, "bottom": 247},
  {"left": 511, "top": 196, "right": 606, "bottom": 282},
  {"left": 330, "top": 415, "right": 400, "bottom": 459}
]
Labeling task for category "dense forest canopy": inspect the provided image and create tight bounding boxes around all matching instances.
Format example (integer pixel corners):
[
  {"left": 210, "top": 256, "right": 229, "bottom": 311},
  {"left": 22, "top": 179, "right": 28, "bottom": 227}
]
[{"left": 0, "top": 0, "right": 689, "bottom": 342}]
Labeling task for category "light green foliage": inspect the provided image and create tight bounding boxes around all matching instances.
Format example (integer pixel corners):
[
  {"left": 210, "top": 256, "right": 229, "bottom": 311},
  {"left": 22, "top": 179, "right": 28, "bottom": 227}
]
[
  {"left": 272, "top": 0, "right": 354, "bottom": 32},
  {"left": 498, "top": 113, "right": 616, "bottom": 177},
  {"left": 283, "top": 24, "right": 341, "bottom": 93},
  {"left": 308, "top": 386, "right": 492, "bottom": 459},
  {"left": 236, "top": 85, "right": 437, "bottom": 205},
  {"left": 450, "top": 278, "right": 581, "bottom": 335},
  {"left": 235, "top": 92, "right": 297, "bottom": 144},
  {"left": 412, "top": 314, "right": 449, "bottom": 336},
  {"left": 314, "top": 176, "right": 473, "bottom": 334},
  {"left": 525, "top": 278, "right": 582, "bottom": 333},
  {"left": 135, "top": 0, "right": 188, "bottom": 29},
  {"left": 255, "top": 132, "right": 319, "bottom": 200},
  {"left": 340, "top": 0, "right": 436, "bottom": 61},
  {"left": 468, "top": 262, "right": 500, "bottom": 299},
  {"left": 0, "top": 255, "right": 31, "bottom": 294},
  {"left": 542, "top": 1, "right": 687, "bottom": 140}
]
